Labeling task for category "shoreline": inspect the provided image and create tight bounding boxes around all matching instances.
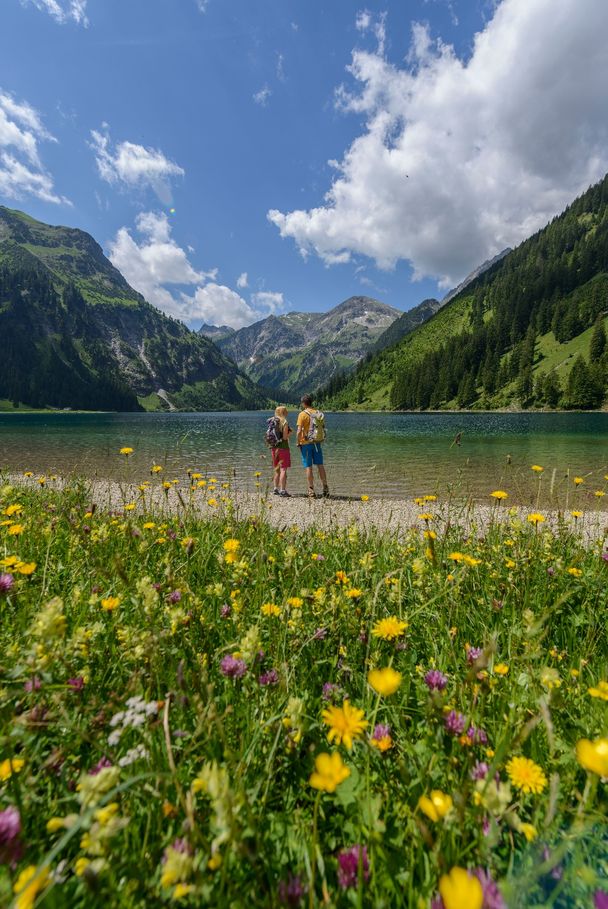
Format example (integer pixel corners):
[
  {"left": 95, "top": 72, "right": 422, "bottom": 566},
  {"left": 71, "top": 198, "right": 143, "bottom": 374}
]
[{"left": 8, "top": 475, "right": 608, "bottom": 542}]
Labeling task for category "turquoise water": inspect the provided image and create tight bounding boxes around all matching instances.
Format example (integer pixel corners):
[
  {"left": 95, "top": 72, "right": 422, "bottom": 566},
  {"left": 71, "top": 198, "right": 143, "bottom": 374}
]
[{"left": 1, "top": 411, "right": 608, "bottom": 504}]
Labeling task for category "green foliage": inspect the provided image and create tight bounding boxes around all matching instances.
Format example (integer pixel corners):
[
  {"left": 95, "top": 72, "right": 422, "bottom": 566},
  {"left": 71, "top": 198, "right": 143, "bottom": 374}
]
[{"left": 0, "top": 480, "right": 605, "bottom": 907}]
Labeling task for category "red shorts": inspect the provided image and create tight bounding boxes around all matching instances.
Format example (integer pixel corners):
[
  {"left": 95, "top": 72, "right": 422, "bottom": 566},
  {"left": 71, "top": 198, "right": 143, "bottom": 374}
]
[{"left": 272, "top": 448, "right": 291, "bottom": 469}]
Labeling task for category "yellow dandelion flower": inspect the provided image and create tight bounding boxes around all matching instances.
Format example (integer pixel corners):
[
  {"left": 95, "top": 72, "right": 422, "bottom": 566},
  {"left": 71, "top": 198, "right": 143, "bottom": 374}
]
[
  {"left": 531, "top": 465, "right": 544, "bottom": 473},
  {"left": 506, "top": 756, "right": 547, "bottom": 794},
  {"left": 124, "top": 503, "right": 136, "bottom": 512},
  {"left": 345, "top": 588, "right": 363, "bottom": 599},
  {"left": 372, "top": 616, "right": 408, "bottom": 640},
  {"left": 576, "top": 737, "right": 608, "bottom": 776},
  {"left": 151, "top": 465, "right": 163, "bottom": 473},
  {"left": 570, "top": 510, "right": 583, "bottom": 518},
  {"left": 119, "top": 447, "right": 134, "bottom": 456},
  {"left": 322, "top": 700, "right": 367, "bottom": 750},
  {"left": 368, "top": 667, "right": 402, "bottom": 696},
  {"left": 0, "top": 757, "right": 25, "bottom": 781},
  {"left": 418, "top": 512, "right": 434, "bottom": 521},
  {"left": 588, "top": 680, "right": 608, "bottom": 701},
  {"left": 309, "top": 751, "right": 350, "bottom": 792},
  {"left": 207, "top": 498, "right": 218, "bottom": 507},
  {"left": 519, "top": 823, "right": 537, "bottom": 842},
  {"left": 418, "top": 790, "right": 453, "bottom": 822},
  {"left": 573, "top": 476, "right": 584, "bottom": 485},
  {"left": 286, "top": 596, "right": 303, "bottom": 609},
  {"left": 490, "top": 490, "right": 508, "bottom": 500},
  {"left": 361, "top": 495, "right": 369, "bottom": 502},
  {"left": 595, "top": 490, "right": 605, "bottom": 497},
  {"left": 439, "top": 867, "right": 483, "bottom": 909},
  {"left": 223, "top": 538, "right": 240, "bottom": 553},
  {"left": 567, "top": 567, "right": 582, "bottom": 577},
  {"left": 527, "top": 513, "right": 545, "bottom": 525},
  {"left": 8, "top": 524, "right": 24, "bottom": 535},
  {"left": 16, "top": 562, "right": 36, "bottom": 575},
  {"left": 261, "top": 603, "right": 281, "bottom": 617},
  {"left": 493, "top": 663, "right": 509, "bottom": 676},
  {"left": 448, "top": 551, "right": 465, "bottom": 562},
  {"left": 101, "top": 596, "right": 120, "bottom": 612},
  {"left": 4, "top": 504, "right": 23, "bottom": 516}
]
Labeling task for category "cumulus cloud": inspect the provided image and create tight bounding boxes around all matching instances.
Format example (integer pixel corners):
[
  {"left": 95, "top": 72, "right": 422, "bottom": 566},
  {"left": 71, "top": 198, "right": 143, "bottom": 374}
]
[
  {"left": 251, "top": 291, "right": 284, "bottom": 313},
  {"left": 236, "top": 272, "right": 248, "bottom": 288},
  {"left": 90, "top": 126, "right": 184, "bottom": 204},
  {"left": 108, "top": 212, "right": 282, "bottom": 329},
  {"left": 0, "top": 90, "right": 69, "bottom": 204},
  {"left": 21, "top": 0, "right": 88, "bottom": 26},
  {"left": 269, "top": 0, "right": 608, "bottom": 288}
]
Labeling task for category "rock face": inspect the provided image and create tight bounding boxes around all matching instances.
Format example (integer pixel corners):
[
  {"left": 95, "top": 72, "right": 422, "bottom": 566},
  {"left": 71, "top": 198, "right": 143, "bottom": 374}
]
[
  {"left": 214, "top": 296, "right": 400, "bottom": 396},
  {"left": 0, "top": 207, "right": 267, "bottom": 411},
  {"left": 441, "top": 249, "right": 512, "bottom": 306}
]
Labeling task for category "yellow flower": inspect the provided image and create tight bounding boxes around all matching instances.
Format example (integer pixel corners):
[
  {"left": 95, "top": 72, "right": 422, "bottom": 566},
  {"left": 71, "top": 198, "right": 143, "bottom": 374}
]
[
  {"left": 322, "top": 700, "right": 367, "bottom": 750},
  {"left": 438, "top": 867, "right": 483, "bottom": 909},
  {"left": 367, "top": 667, "right": 402, "bottom": 696},
  {"left": 124, "top": 503, "right": 136, "bottom": 512},
  {"left": 173, "top": 883, "right": 195, "bottom": 899},
  {"left": 361, "top": 495, "right": 369, "bottom": 502},
  {"left": 418, "top": 790, "right": 453, "bottom": 822},
  {"left": 13, "top": 865, "right": 52, "bottom": 909},
  {"left": 16, "top": 562, "right": 36, "bottom": 575},
  {"left": 527, "top": 513, "right": 545, "bottom": 525},
  {"left": 418, "top": 512, "right": 434, "bottom": 521},
  {"left": 570, "top": 510, "right": 583, "bottom": 518},
  {"left": 143, "top": 522, "right": 156, "bottom": 530},
  {"left": 309, "top": 751, "right": 350, "bottom": 792},
  {"left": 372, "top": 616, "right": 408, "bottom": 640},
  {"left": 207, "top": 498, "right": 218, "bottom": 507},
  {"left": 588, "top": 680, "right": 608, "bottom": 701},
  {"left": 101, "top": 596, "right": 120, "bottom": 612},
  {"left": 261, "top": 603, "right": 281, "bottom": 617},
  {"left": 576, "top": 737, "right": 608, "bottom": 776},
  {"left": 151, "top": 465, "right": 163, "bottom": 473},
  {"left": 531, "top": 465, "right": 544, "bottom": 473},
  {"left": 119, "top": 447, "right": 134, "bottom": 456},
  {"left": 286, "top": 596, "right": 304, "bottom": 609},
  {"left": 519, "top": 823, "right": 538, "bottom": 842},
  {"left": 0, "top": 757, "right": 25, "bottom": 781},
  {"left": 8, "top": 524, "right": 24, "bottom": 535},
  {"left": 493, "top": 663, "right": 509, "bottom": 676},
  {"left": 448, "top": 552, "right": 465, "bottom": 562},
  {"left": 345, "top": 588, "right": 363, "bottom": 599},
  {"left": 573, "top": 476, "right": 584, "bottom": 485},
  {"left": 506, "top": 756, "right": 547, "bottom": 794},
  {"left": 567, "top": 567, "right": 582, "bottom": 577},
  {"left": 223, "top": 538, "right": 240, "bottom": 553},
  {"left": 4, "top": 504, "right": 23, "bottom": 516},
  {"left": 595, "top": 490, "right": 606, "bottom": 497},
  {"left": 208, "top": 854, "right": 223, "bottom": 871},
  {"left": 490, "top": 490, "right": 508, "bottom": 500},
  {"left": 335, "top": 570, "right": 350, "bottom": 585}
]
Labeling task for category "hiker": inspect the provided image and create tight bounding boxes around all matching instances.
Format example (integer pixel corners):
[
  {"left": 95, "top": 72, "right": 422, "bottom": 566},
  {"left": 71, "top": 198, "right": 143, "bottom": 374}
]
[
  {"left": 270, "top": 405, "right": 293, "bottom": 497},
  {"left": 296, "top": 394, "right": 329, "bottom": 499}
]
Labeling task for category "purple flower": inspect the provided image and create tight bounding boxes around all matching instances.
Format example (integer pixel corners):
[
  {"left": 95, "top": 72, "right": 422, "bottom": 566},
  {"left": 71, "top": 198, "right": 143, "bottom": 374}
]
[
  {"left": 547, "top": 566, "right": 556, "bottom": 576},
  {"left": 24, "top": 676, "right": 41, "bottom": 692},
  {"left": 473, "top": 869, "right": 505, "bottom": 909},
  {"left": 595, "top": 892, "right": 608, "bottom": 909},
  {"left": 0, "top": 573, "right": 14, "bottom": 594},
  {"left": 259, "top": 669, "right": 279, "bottom": 686},
  {"left": 88, "top": 756, "right": 112, "bottom": 776},
  {"left": 168, "top": 590, "right": 182, "bottom": 603},
  {"left": 0, "top": 806, "right": 22, "bottom": 866},
  {"left": 67, "top": 677, "right": 85, "bottom": 691},
  {"left": 322, "top": 682, "right": 339, "bottom": 701},
  {"left": 372, "top": 724, "right": 391, "bottom": 742},
  {"left": 337, "top": 845, "right": 370, "bottom": 890},
  {"left": 220, "top": 654, "right": 247, "bottom": 679},
  {"left": 467, "top": 647, "right": 482, "bottom": 664},
  {"left": 313, "top": 554, "right": 325, "bottom": 561},
  {"left": 444, "top": 710, "right": 466, "bottom": 736},
  {"left": 467, "top": 726, "right": 488, "bottom": 746},
  {"left": 359, "top": 631, "right": 368, "bottom": 644},
  {"left": 471, "top": 761, "right": 490, "bottom": 781},
  {"left": 542, "top": 846, "right": 563, "bottom": 882},
  {"left": 313, "top": 627, "right": 327, "bottom": 640},
  {"left": 425, "top": 670, "right": 447, "bottom": 691},
  {"left": 278, "top": 874, "right": 307, "bottom": 906},
  {"left": 482, "top": 817, "right": 491, "bottom": 837},
  {"left": 602, "top": 552, "right": 608, "bottom": 563},
  {"left": 220, "top": 604, "right": 231, "bottom": 618}
]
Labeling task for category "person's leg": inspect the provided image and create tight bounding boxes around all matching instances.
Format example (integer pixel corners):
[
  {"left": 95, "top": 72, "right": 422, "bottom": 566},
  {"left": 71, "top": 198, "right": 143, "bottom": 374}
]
[
  {"left": 312, "top": 445, "right": 329, "bottom": 495},
  {"left": 305, "top": 465, "right": 314, "bottom": 495},
  {"left": 279, "top": 466, "right": 287, "bottom": 491},
  {"left": 273, "top": 461, "right": 280, "bottom": 492}
]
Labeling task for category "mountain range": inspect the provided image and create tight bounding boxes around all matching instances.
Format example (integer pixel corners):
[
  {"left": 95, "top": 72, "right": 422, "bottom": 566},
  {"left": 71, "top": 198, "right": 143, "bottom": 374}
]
[
  {"left": 203, "top": 296, "right": 400, "bottom": 398},
  {"left": 0, "top": 207, "right": 267, "bottom": 412},
  {"left": 320, "top": 174, "right": 608, "bottom": 412}
]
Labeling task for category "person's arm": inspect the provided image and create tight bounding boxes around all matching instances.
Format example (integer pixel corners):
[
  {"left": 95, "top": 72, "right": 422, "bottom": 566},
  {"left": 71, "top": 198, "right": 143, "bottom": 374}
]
[
  {"left": 297, "top": 413, "right": 308, "bottom": 445},
  {"left": 282, "top": 422, "right": 289, "bottom": 442}
]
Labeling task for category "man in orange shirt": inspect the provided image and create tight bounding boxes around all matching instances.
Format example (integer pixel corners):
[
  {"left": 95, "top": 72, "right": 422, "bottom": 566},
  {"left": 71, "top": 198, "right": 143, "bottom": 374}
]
[{"left": 296, "top": 394, "right": 330, "bottom": 499}]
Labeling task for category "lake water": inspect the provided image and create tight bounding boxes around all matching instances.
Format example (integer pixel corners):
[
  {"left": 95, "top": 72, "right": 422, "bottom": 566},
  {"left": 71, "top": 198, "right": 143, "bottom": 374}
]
[{"left": 1, "top": 411, "right": 608, "bottom": 505}]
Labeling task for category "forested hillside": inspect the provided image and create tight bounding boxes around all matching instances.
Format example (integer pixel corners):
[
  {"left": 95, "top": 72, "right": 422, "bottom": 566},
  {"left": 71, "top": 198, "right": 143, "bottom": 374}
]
[{"left": 321, "top": 175, "right": 608, "bottom": 411}]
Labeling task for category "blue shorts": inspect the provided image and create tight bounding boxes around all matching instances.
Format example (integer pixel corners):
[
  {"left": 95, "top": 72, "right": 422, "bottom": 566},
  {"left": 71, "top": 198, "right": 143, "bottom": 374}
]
[{"left": 300, "top": 443, "right": 324, "bottom": 468}]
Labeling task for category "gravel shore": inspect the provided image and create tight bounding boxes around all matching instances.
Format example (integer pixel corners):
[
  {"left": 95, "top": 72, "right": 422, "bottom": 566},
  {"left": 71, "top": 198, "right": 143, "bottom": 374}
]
[{"left": 9, "top": 475, "right": 608, "bottom": 544}]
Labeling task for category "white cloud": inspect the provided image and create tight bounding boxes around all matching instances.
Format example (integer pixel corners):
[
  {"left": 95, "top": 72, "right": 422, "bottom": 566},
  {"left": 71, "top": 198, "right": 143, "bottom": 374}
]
[
  {"left": 269, "top": 0, "right": 608, "bottom": 288},
  {"left": 236, "top": 271, "right": 248, "bottom": 288},
  {"left": 355, "top": 10, "right": 372, "bottom": 32},
  {"left": 0, "top": 90, "right": 68, "bottom": 204},
  {"left": 89, "top": 126, "right": 184, "bottom": 204},
  {"left": 108, "top": 212, "right": 282, "bottom": 329},
  {"left": 195, "top": 0, "right": 209, "bottom": 11},
  {"left": 21, "top": 0, "right": 88, "bottom": 26},
  {"left": 253, "top": 86, "right": 272, "bottom": 107}
]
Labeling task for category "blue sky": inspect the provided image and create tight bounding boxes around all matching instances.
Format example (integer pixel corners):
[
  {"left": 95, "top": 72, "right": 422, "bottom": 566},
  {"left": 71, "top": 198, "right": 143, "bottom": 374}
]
[{"left": 2, "top": 0, "right": 608, "bottom": 328}]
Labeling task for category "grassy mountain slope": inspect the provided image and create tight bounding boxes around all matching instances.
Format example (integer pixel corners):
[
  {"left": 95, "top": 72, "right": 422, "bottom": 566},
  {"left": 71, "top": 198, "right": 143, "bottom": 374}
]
[
  {"left": 322, "top": 174, "right": 608, "bottom": 411},
  {"left": 216, "top": 296, "right": 400, "bottom": 396},
  {"left": 0, "top": 207, "right": 267, "bottom": 412}
]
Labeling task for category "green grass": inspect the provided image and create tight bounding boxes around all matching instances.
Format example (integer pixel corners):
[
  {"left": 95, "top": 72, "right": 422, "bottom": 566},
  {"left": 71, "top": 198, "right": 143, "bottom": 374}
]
[{"left": 0, "top": 478, "right": 606, "bottom": 908}]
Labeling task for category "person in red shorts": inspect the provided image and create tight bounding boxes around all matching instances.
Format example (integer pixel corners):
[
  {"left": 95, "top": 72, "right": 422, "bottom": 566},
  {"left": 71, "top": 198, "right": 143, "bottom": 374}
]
[{"left": 272, "top": 405, "right": 293, "bottom": 497}]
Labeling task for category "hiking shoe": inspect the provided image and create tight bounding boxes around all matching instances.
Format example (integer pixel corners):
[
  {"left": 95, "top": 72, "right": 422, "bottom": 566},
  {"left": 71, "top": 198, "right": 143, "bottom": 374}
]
[
  {"left": 279, "top": 490, "right": 291, "bottom": 497},
  {"left": 322, "top": 487, "right": 330, "bottom": 498},
  {"left": 273, "top": 488, "right": 280, "bottom": 495},
  {"left": 307, "top": 488, "right": 316, "bottom": 499}
]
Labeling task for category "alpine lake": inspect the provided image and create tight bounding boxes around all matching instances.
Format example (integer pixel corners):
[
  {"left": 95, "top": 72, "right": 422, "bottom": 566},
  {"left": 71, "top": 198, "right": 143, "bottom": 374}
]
[{"left": 1, "top": 410, "right": 608, "bottom": 507}]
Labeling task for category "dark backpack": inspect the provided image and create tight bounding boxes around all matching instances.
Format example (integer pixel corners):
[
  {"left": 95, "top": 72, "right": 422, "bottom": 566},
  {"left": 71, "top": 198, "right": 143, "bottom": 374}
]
[{"left": 265, "top": 416, "right": 283, "bottom": 448}]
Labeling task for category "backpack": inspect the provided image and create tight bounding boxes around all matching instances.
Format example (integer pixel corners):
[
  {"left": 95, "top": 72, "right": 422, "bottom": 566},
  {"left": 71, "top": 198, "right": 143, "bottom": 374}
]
[
  {"left": 306, "top": 410, "right": 326, "bottom": 443},
  {"left": 265, "top": 416, "right": 283, "bottom": 448}
]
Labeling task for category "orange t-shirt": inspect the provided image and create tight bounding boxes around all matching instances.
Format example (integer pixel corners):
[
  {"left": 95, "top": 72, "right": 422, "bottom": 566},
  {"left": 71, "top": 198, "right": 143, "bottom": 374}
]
[{"left": 297, "top": 409, "right": 312, "bottom": 444}]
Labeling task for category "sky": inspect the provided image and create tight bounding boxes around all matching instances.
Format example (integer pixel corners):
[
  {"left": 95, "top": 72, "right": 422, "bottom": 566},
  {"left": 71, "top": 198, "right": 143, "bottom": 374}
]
[{"left": 1, "top": 0, "right": 608, "bottom": 330}]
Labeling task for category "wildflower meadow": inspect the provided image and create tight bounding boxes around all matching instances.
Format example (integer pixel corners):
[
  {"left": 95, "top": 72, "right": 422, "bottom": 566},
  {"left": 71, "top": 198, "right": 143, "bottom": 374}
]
[{"left": 0, "top": 466, "right": 606, "bottom": 908}]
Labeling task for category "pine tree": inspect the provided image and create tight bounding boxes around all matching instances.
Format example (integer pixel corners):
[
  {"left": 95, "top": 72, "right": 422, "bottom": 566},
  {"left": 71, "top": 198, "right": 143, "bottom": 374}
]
[
  {"left": 589, "top": 316, "right": 607, "bottom": 362},
  {"left": 543, "top": 370, "right": 562, "bottom": 408}
]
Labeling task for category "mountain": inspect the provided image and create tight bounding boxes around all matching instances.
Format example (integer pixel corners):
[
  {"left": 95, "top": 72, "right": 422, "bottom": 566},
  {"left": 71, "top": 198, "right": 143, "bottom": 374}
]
[
  {"left": 320, "top": 174, "right": 608, "bottom": 412},
  {"left": 0, "top": 207, "right": 268, "bottom": 412},
  {"left": 199, "top": 323, "right": 235, "bottom": 342},
  {"left": 214, "top": 296, "right": 400, "bottom": 397},
  {"left": 440, "top": 248, "right": 512, "bottom": 306}
]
